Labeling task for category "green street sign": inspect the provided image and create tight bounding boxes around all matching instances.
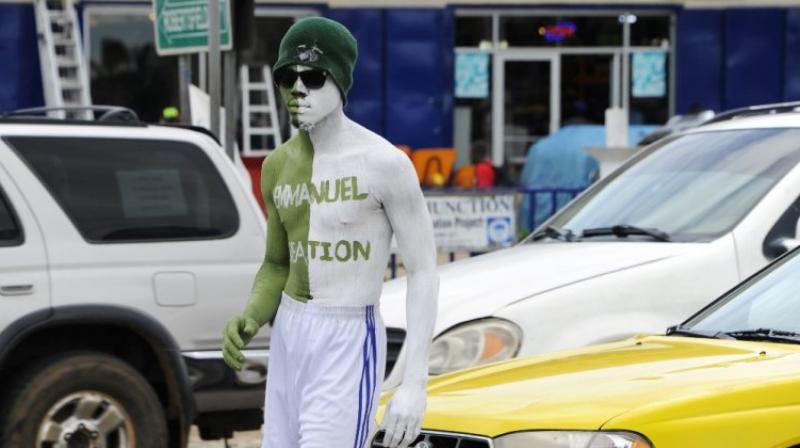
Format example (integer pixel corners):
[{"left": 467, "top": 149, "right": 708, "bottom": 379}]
[{"left": 153, "top": 0, "right": 233, "bottom": 55}]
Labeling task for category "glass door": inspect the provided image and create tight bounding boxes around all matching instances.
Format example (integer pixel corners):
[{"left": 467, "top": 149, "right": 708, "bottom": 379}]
[
  {"left": 560, "top": 54, "right": 615, "bottom": 126},
  {"left": 493, "top": 52, "right": 559, "bottom": 167}
]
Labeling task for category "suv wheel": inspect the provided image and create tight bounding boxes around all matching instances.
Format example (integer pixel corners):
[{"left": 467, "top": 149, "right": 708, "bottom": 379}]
[{"left": 0, "top": 351, "right": 168, "bottom": 447}]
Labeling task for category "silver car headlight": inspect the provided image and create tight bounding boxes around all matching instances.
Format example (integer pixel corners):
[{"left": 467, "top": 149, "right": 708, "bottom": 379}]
[
  {"left": 494, "top": 431, "right": 652, "bottom": 448},
  {"left": 428, "top": 318, "right": 522, "bottom": 375}
]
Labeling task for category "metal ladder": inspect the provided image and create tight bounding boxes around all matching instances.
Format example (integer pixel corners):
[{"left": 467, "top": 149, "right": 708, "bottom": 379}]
[
  {"left": 240, "top": 64, "right": 283, "bottom": 155},
  {"left": 34, "top": 0, "right": 92, "bottom": 119}
]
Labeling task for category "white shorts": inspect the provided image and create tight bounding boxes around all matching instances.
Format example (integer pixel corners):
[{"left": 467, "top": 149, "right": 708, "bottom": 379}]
[{"left": 262, "top": 294, "right": 387, "bottom": 448}]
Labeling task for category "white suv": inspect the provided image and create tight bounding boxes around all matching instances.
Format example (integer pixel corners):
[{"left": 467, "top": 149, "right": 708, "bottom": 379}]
[{"left": 0, "top": 110, "right": 268, "bottom": 447}]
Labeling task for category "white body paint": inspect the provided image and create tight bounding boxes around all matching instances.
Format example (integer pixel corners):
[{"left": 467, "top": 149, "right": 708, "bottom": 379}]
[
  {"left": 276, "top": 67, "right": 439, "bottom": 448},
  {"left": 307, "top": 124, "right": 400, "bottom": 306}
]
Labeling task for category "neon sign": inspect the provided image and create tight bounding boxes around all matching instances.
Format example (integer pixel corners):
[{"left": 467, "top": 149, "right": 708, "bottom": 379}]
[{"left": 538, "top": 21, "right": 577, "bottom": 42}]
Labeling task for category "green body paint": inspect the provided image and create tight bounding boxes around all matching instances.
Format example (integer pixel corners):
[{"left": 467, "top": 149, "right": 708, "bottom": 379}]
[
  {"left": 320, "top": 242, "right": 333, "bottom": 261},
  {"left": 288, "top": 239, "right": 371, "bottom": 263},
  {"left": 353, "top": 240, "right": 370, "bottom": 260},
  {"left": 242, "top": 133, "right": 314, "bottom": 324},
  {"left": 273, "top": 176, "right": 369, "bottom": 209}
]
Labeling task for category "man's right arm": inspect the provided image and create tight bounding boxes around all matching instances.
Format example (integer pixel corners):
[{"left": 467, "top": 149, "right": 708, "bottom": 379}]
[
  {"left": 223, "top": 155, "right": 289, "bottom": 370},
  {"left": 244, "top": 154, "right": 290, "bottom": 326}
]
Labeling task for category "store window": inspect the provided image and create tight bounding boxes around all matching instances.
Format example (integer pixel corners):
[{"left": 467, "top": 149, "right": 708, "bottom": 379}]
[
  {"left": 456, "top": 16, "right": 492, "bottom": 48},
  {"left": 453, "top": 14, "right": 493, "bottom": 168},
  {"left": 454, "top": 47, "right": 492, "bottom": 168},
  {"left": 500, "top": 16, "right": 622, "bottom": 47},
  {"left": 7, "top": 137, "right": 239, "bottom": 243},
  {"left": 87, "top": 11, "right": 178, "bottom": 122},
  {"left": 630, "top": 51, "right": 670, "bottom": 124},
  {"left": 561, "top": 55, "right": 613, "bottom": 126},
  {"left": 630, "top": 15, "right": 671, "bottom": 47},
  {"left": 455, "top": 10, "right": 674, "bottom": 174}
]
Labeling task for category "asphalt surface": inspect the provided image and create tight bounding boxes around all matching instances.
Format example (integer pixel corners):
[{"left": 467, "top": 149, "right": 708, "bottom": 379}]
[{"left": 188, "top": 427, "right": 262, "bottom": 447}]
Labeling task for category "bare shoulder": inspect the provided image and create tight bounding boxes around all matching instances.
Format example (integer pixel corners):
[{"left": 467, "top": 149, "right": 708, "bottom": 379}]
[
  {"left": 348, "top": 122, "right": 411, "bottom": 172},
  {"left": 262, "top": 134, "right": 302, "bottom": 173}
]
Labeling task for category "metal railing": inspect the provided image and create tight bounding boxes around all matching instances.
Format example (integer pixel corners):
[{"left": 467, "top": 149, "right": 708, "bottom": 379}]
[{"left": 518, "top": 187, "right": 584, "bottom": 232}]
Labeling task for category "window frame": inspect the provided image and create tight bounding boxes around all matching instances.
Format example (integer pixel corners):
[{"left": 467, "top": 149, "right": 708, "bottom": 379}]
[
  {"left": 4, "top": 136, "right": 241, "bottom": 245},
  {"left": 763, "top": 194, "right": 800, "bottom": 259},
  {"left": 0, "top": 184, "right": 25, "bottom": 247}
]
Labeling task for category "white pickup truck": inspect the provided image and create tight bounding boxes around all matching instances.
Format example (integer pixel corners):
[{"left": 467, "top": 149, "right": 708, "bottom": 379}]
[
  {"left": 381, "top": 103, "right": 800, "bottom": 385},
  {"left": 0, "top": 109, "right": 270, "bottom": 447}
]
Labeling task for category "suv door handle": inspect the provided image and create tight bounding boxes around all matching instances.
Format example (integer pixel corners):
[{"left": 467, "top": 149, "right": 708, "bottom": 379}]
[{"left": 0, "top": 284, "right": 34, "bottom": 296}]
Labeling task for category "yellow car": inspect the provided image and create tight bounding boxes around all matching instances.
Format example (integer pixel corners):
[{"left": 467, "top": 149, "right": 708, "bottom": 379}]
[{"left": 376, "top": 248, "right": 800, "bottom": 448}]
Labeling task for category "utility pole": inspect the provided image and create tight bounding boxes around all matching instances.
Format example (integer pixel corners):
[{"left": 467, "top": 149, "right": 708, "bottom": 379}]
[
  {"left": 209, "top": 0, "right": 221, "bottom": 139},
  {"left": 620, "top": 12, "right": 636, "bottom": 112},
  {"left": 178, "top": 55, "right": 192, "bottom": 123},
  {"left": 224, "top": 52, "right": 236, "bottom": 159}
]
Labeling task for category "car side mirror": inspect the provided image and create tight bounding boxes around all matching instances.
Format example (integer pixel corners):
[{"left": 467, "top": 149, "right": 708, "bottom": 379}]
[{"left": 775, "top": 237, "right": 800, "bottom": 255}]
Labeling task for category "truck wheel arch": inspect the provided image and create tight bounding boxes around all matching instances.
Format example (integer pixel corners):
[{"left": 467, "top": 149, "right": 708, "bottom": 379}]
[{"left": 0, "top": 305, "right": 195, "bottom": 447}]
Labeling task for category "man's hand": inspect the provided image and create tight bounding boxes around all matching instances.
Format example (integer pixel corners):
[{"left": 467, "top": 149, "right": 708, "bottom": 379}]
[
  {"left": 222, "top": 316, "right": 260, "bottom": 370},
  {"left": 380, "top": 384, "right": 427, "bottom": 448}
]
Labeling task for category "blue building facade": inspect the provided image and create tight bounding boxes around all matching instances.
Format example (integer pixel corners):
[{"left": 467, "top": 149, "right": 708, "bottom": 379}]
[{"left": 2, "top": 2, "right": 799, "bottom": 162}]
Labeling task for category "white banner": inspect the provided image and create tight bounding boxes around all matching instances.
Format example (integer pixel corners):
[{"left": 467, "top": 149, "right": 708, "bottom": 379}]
[{"left": 425, "top": 193, "right": 516, "bottom": 252}]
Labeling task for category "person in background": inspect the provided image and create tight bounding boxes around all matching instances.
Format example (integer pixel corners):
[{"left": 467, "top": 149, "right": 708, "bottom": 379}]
[{"left": 562, "top": 98, "right": 592, "bottom": 126}]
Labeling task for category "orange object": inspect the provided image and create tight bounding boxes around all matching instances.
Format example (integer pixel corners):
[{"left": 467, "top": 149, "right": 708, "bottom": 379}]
[
  {"left": 411, "top": 147, "right": 456, "bottom": 187},
  {"left": 452, "top": 164, "right": 477, "bottom": 188}
]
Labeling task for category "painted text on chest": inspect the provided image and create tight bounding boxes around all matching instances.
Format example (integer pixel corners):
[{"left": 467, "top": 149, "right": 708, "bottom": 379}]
[{"left": 273, "top": 175, "right": 368, "bottom": 209}]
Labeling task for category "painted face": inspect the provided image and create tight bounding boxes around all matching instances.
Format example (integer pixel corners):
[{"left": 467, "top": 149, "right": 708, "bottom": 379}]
[{"left": 278, "top": 65, "right": 342, "bottom": 131}]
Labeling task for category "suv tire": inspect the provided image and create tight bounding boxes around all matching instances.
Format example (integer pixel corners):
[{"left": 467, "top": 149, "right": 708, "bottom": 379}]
[{"left": 0, "top": 351, "right": 168, "bottom": 447}]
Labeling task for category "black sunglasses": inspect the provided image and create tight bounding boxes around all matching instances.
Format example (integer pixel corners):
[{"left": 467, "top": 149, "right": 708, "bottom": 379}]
[{"left": 275, "top": 68, "right": 328, "bottom": 90}]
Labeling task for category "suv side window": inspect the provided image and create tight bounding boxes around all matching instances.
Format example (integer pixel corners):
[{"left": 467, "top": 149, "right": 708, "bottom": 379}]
[
  {"left": 5, "top": 137, "right": 239, "bottom": 243},
  {"left": 0, "top": 186, "right": 23, "bottom": 246}
]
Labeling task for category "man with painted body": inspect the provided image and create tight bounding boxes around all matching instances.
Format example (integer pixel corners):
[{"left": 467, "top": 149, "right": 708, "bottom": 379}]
[{"left": 222, "top": 17, "right": 439, "bottom": 448}]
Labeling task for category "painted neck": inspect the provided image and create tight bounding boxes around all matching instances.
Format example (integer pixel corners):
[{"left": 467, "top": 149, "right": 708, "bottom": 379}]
[{"left": 303, "top": 105, "right": 349, "bottom": 152}]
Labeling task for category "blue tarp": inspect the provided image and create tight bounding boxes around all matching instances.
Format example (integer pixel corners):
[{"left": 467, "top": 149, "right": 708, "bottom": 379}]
[{"left": 518, "top": 124, "right": 658, "bottom": 232}]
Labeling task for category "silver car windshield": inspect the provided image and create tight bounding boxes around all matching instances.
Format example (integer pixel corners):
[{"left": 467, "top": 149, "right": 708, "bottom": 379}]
[
  {"left": 685, "top": 250, "right": 800, "bottom": 334},
  {"left": 545, "top": 128, "right": 800, "bottom": 242}
]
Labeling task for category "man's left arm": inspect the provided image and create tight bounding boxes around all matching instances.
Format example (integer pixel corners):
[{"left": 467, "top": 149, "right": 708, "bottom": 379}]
[{"left": 378, "top": 150, "right": 440, "bottom": 448}]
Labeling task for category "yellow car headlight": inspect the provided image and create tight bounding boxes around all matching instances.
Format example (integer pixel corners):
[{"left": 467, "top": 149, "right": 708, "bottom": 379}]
[
  {"left": 494, "top": 431, "right": 652, "bottom": 448},
  {"left": 428, "top": 318, "right": 522, "bottom": 375}
]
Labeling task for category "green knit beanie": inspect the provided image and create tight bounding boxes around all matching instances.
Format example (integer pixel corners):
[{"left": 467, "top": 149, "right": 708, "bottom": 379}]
[{"left": 273, "top": 17, "right": 358, "bottom": 103}]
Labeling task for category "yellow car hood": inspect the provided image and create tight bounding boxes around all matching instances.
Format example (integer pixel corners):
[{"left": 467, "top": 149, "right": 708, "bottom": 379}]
[{"left": 390, "top": 336, "right": 800, "bottom": 437}]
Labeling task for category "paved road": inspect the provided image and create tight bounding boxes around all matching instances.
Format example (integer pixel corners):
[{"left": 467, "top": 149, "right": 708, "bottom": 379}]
[{"left": 188, "top": 427, "right": 261, "bottom": 448}]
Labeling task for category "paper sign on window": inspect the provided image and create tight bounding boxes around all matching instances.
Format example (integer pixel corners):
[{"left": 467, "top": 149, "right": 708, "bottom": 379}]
[
  {"left": 455, "top": 51, "right": 490, "bottom": 99},
  {"left": 632, "top": 51, "right": 666, "bottom": 98},
  {"left": 117, "top": 169, "right": 188, "bottom": 218}
]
